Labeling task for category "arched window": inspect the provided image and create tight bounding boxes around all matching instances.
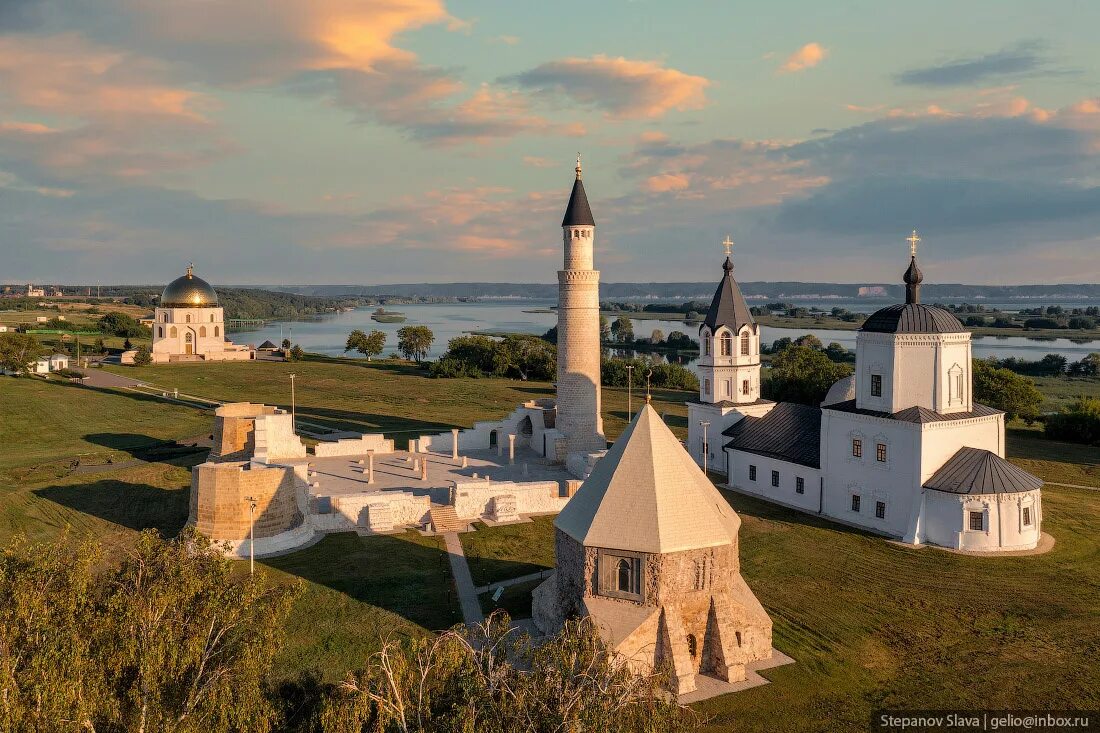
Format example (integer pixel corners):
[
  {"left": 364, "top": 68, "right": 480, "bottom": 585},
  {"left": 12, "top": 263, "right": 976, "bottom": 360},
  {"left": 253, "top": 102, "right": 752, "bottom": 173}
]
[
  {"left": 185, "top": 332, "right": 193, "bottom": 343},
  {"left": 687, "top": 634, "right": 698, "bottom": 659},
  {"left": 170, "top": 327, "right": 177, "bottom": 338},
  {"left": 214, "top": 326, "right": 219, "bottom": 337},
  {"left": 616, "top": 558, "right": 631, "bottom": 593},
  {"left": 199, "top": 326, "right": 207, "bottom": 337},
  {"left": 703, "top": 332, "right": 711, "bottom": 356},
  {"left": 158, "top": 326, "right": 163, "bottom": 338},
  {"left": 210, "top": 313, "right": 215, "bottom": 322},
  {"left": 185, "top": 314, "right": 191, "bottom": 323},
  {"left": 740, "top": 332, "right": 750, "bottom": 356},
  {"left": 720, "top": 333, "right": 733, "bottom": 356}
]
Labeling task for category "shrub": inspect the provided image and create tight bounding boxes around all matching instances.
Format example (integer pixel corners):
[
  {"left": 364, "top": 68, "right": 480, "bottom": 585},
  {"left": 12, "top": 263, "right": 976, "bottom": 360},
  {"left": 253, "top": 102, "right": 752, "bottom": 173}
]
[
  {"left": 972, "top": 359, "right": 1043, "bottom": 423},
  {"left": 133, "top": 344, "right": 153, "bottom": 366},
  {"left": 1044, "top": 398, "right": 1100, "bottom": 446},
  {"left": 763, "top": 345, "right": 852, "bottom": 405}
]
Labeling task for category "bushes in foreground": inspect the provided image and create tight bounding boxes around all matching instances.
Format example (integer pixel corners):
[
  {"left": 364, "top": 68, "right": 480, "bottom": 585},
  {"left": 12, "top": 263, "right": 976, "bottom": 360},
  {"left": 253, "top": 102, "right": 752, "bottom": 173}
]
[
  {"left": 1045, "top": 398, "right": 1100, "bottom": 447},
  {"left": 2, "top": 531, "right": 699, "bottom": 733}
]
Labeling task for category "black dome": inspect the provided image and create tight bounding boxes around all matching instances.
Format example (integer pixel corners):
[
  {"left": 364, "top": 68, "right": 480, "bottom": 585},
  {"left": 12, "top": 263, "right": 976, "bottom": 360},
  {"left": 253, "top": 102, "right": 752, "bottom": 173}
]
[{"left": 861, "top": 303, "right": 965, "bottom": 334}]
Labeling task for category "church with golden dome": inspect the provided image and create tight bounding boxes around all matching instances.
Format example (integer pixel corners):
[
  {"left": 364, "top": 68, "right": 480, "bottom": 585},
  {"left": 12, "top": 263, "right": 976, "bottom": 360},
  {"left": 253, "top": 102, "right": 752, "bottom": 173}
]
[{"left": 122, "top": 264, "right": 253, "bottom": 364}]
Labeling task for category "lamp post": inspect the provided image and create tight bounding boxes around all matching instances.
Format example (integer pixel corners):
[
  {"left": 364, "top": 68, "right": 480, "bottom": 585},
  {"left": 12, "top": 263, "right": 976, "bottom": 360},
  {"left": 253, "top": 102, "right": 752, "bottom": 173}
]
[
  {"left": 625, "top": 364, "right": 634, "bottom": 421},
  {"left": 289, "top": 373, "right": 297, "bottom": 434},
  {"left": 245, "top": 496, "right": 257, "bottom": 576},
  {"left": 699, "top": 420, "right": 711, "bottom": 475}
]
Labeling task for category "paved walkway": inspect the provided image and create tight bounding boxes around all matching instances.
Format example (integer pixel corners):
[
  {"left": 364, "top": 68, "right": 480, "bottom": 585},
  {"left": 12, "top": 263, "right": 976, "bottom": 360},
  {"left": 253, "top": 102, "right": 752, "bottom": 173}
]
[
  {"left": 1045, "top": 481, "right": 1100, "bottom": 492},
  {"left": 75, "top": 368, "right": 146, "bottom": 389},
  {"left": 474, "top": 569, "right": 552, "bottom": 595},
  {"left": 443, "top": 532, "right": 484, "bottom": 626}
]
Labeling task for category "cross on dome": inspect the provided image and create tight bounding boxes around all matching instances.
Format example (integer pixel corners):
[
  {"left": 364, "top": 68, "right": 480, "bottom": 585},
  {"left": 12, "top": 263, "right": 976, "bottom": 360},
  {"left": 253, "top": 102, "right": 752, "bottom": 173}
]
[{"left": 907, "top": 230, "right": 921, "bottom": 258}]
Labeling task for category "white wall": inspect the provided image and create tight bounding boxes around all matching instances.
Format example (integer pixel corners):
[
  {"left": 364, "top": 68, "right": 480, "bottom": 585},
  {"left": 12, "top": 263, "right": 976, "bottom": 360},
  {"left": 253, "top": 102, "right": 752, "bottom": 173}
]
[
  {"left": 314, "top": 434, "right": 394, "bottom": 457},
  {"left": 856, "top": 332, "right": 973, "bottom": 414},
  {"left": 686, "top": 401, "right": 774, "bottom": 474},
  {"left": 725, "top": 450, "right": 822, "bottom": 514},
  {"left": 922, "top": 489, "right": 1041, "bottom": 551},
  {"left": 152, "top": 306, "right": 227, "bottom": 356},
  {"left": 451, "top": 480, "right": 567, "bottom": 520}
]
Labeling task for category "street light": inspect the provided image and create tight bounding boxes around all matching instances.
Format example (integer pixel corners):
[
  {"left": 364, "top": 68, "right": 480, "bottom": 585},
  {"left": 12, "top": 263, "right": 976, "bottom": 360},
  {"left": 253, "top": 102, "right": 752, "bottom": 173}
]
[
  {"left": 699, "top": 420, "right": 711, "bottom": 475},
  {"left": 288, "top": 373, "right": 297, "bottom": 434},
  {"left": 245, "top": 495, "right": 258, "bottom": 575},
  {"left": 625, "top": 364, "right": 634, "bottom": 421}
]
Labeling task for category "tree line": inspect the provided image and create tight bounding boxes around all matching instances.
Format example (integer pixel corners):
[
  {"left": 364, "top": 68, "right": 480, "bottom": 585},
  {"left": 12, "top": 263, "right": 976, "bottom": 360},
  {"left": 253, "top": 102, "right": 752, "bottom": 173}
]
[{"left": 1, "top": 530, "right": 698, "bottom": 733}]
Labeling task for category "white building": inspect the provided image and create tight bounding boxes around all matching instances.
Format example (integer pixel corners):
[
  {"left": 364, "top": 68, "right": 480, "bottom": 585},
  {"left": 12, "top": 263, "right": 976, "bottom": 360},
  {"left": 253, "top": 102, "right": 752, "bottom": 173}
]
[
  {"left": 33, "top": 353, "right": 69, "bottom": 374},
  {"left": 691, "top": 234, "right": 1043, "bottom": 553},
  {"left": 123, "top": 264, "right": 252, "bottom": 364}
]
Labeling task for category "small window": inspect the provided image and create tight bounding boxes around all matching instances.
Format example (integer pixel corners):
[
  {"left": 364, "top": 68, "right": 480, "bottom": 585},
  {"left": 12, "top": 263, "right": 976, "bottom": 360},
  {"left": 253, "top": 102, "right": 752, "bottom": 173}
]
[
  {"left": 742, "top": 379, "right": 750, "bottom": 395},
  {"left": 170, "top": 326, "right": 177, "bottom": 338},
  {"left": 214, "top": 326, "right": 220, "bottom": 337},
  {"left": 870, "top": 374, "right": 882, "bottom": 397},
  {"left": 210, "top": 313, "right": 215, "bottom": 322},
  {"left": 185, "top": 314, "right": 191, "bottom": 323},
  {"left": 687, "top": 634, "right": 698, "bottom": 659},
  {"left": 796, "top": 477, "right": 805, "bottom": 494},
  {"left": 851, "top": 494, "right": 861, "bottom": 512},
  {"left": 724, "top": 379, "right": 732, "bottom": 397},
  {"left": 740, "top": 333, "right": 750, "bottom": 356},
  {"left": 720, "top": 334, "right": 733, "bottom": 356},
  {"left": 704, "top": 378, "right": 711, "bottom": 396},
  {"left": 852, "top": 439, "right": 862, "bottom": 458},
  {"left": 749, "top": 465, "right": 757, "bottom": 481},
  {"left": 703, "top": 335, "right": 710, "bottom": 356},
  {"left": 158, "top": 326, "right": 163, "bottom": 338},
  {"left": 771, "top": 470, "right": 779, "bottom": 487},
  {"left": 185, "top": 332, "right": 193, "bottom": 343},
  {"left": 875, "top": 501, "right": 886, "bottom": 519},
  {"left": 969, "top": 511, "right": 984, "bottom": 531},
  {"left": 876, "top": 443, "right": 887, "bottom": 462},
  {"left": 617, "top": 558, "right": 631, "bottom": 592},
  {"left": 199, "top": 326, "right": 207, "bottom": 337},
  {"left": 1022, "top": 507, "right": 1032, "bottom": 526}
]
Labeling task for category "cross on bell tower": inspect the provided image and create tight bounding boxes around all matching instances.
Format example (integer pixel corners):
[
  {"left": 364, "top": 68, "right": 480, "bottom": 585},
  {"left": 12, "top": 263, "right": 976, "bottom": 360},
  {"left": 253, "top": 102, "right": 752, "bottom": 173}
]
[{"left": 907, "top": 230, "right": 921, "bottom": 258}]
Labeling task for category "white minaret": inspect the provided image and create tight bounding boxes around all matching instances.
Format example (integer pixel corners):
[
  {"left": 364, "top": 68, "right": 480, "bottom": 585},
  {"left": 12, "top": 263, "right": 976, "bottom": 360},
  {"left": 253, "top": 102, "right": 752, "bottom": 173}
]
[{"left": 556, "top": 155, "right": 605, "bottom": 454}]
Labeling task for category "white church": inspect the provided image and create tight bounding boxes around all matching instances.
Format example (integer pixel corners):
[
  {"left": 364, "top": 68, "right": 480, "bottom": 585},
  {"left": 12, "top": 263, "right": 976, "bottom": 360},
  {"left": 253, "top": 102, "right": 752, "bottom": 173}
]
[{"left": 687, "top": 234, "right": 1043, "bottom": 553}]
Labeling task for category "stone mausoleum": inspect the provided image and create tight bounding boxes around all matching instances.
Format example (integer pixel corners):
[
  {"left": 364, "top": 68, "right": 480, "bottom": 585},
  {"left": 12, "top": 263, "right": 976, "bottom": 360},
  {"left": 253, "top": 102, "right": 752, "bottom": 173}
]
[{"left": 532, "top": 403, "right": 778, "bottom": 698}]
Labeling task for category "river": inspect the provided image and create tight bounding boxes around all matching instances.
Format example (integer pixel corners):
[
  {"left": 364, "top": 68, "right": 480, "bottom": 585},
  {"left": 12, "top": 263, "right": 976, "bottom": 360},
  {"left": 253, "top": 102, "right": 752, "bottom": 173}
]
[{"left": 242, "top": 300, "right": 1099, "bottom": 373}]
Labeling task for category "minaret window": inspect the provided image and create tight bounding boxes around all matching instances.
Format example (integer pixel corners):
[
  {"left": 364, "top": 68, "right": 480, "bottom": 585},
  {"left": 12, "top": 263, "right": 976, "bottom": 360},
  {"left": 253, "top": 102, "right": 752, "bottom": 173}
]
[
  {"left": 186, "top": 314, "right": 191, "bottom": 324},
  {"left": 740, "top": 333, "right": 750, "bottom": 356},
  {"left": 720, "top": 334, "right": 733, "bottom": 356},
  {"left": 214, "top": 326, "right": 219, "bottom": 337},
  {"left": 158, "top": 326, "right": 163, "bottom": 338},
  {"left": 199, "top": 326, "right": 207, "bottom": 337}
]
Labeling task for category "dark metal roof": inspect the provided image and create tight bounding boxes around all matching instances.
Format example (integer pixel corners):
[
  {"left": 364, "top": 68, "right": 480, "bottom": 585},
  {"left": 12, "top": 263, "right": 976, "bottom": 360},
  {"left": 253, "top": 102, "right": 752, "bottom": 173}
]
[
  {"left": 561, "top": 177, "right": 594, "bottom": 227},
  {"left": 688, "top": 397, "right": 774, "bottom": 409},
  {"left": 822, "top": 399, "right": 1001, "bottom": 424},
  {"left": 860, "top": 303, "right": 965, "bottom": 334},
  {"left": 924, "top": 447, "right": 1043, "bottom": 495},
  {"left": 258, "top": 340, "right": 278, "bottom": 349},
  {"left": 702, "top": 257, "right": 755, "bottom": 334},
  {"left": 723, "top": 402, "right": 821, "bottom": 468}
]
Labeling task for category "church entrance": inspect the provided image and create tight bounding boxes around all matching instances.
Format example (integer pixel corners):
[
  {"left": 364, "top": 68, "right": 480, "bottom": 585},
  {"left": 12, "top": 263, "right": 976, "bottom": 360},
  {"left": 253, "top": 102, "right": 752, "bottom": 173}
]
[{"left": 185, "top": 332, "right": 193, "bottom": 355}]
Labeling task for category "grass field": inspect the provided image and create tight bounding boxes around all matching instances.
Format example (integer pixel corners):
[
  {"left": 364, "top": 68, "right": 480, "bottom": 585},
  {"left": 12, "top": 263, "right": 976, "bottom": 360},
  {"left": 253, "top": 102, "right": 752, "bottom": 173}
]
[{"left": 4, "top": 357, "right": 1099, "bottom": 728}]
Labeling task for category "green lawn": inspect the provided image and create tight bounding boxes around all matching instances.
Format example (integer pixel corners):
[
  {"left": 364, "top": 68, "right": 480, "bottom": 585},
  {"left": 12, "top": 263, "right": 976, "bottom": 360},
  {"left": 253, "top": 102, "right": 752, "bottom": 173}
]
[{"left": 460, "top": 516, "right": 557, "bottom": 587}]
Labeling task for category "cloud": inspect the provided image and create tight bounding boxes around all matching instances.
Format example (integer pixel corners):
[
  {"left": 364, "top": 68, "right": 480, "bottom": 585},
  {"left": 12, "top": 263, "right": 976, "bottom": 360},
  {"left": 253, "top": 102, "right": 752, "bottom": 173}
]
[
  {"left": 642, "top": 173, "right": 690, "bottom": 193},
  {"left": 509, "top": 55, "right": 710, "bottom": 119},
  {"left": 779, "top": 43, "right": 827, "bottom": 73},
  {"left": 522, "top": 156, "right": 556, "bottom": 168},
  {"left": 492, "top": 35, "right": 520, "bottom": 46},
  {"left": 894, "top": 40, "right": 1074, "bottom": 87}
]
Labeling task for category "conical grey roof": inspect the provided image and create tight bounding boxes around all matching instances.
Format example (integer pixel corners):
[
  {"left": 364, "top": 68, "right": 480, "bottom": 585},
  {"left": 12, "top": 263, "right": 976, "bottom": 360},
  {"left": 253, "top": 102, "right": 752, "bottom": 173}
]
[{"left": 702, "top": 257, "right": 755, "bottom": 334}]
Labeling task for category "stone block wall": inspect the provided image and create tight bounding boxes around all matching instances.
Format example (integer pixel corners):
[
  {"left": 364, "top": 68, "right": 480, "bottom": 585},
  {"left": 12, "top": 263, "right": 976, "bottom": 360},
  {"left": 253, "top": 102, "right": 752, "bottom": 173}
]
[
  {"left": 188, "top": 460, "right": 304, "bottom": 541},
  {"left": 313, "top": 434, "right": 394, "bottom": 457},
  {"left": 328, "top": 491, "right": 431, "bottom": 529},
  {"left": 210, "top": 403, "right": 280, "bottom": 461},
  {"left": 451, "top": 480, "right": 567, "bottom": 520},
  {"left": 252, "top": 413, "right": 307, "bottom": 462}
]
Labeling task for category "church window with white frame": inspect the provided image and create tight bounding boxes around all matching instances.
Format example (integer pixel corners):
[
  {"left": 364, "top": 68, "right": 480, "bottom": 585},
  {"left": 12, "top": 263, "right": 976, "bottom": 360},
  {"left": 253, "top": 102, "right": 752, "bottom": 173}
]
[
  {"left": 852, "top": 438, "right": 862, "bottom": 458},
  {"left": 703, "top": 334, "right": 711, "bottom": 356},
  {"left": 876, "top": 443, "right": 887, "bottom": 462},
  {"left": 742, "top": 379, "right": 750, "bottom": 396},
  {"left": 875, "top": 501, "right": 886, "bottom": 519},
  {"left": 720, "top": 333, "right": 733, "bottom": 356},
  {"left": 771, "top": 470, "right": 779, "bottom": 487},
  {"left": 724, "top": 379, "right": 733, "bottom": 397},
  {"left": 796, "top": 476, "right": 805, "bottom": 494},
  {"left": 870, "top": 374, "right": 882, "bottom": 397},
  {"left": 851, "top": 494, "right": 861, "bottom": 512},
  {"left": 1022, "top": 506, "right": 1032, "bottom": 526},
  {"left": 749, "top": 465, "right": 757, "bottom": 481},
  {"left": 969, "top": 511, "right": 984, "bottom": 531},
  {"left": 740, "top": 332, "right": 750, "bottom": 356},
  {"left": 704, "top": 378, "right": 711, "bottom": 396}
]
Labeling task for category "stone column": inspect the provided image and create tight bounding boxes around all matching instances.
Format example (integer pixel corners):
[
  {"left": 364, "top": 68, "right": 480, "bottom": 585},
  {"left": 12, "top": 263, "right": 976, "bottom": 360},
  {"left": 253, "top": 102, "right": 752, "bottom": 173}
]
[
  {"left": 420, "top": 459, "right": 428, "bottom": 481},
  {"left": 367, "top": 453, "right": 374, "bottom": 484},
  {"left": 451, "top": 428, "right": 459, "bottom": 460},
  {"left": 508, "top": 434, "right": 516, "bottom": 464}
]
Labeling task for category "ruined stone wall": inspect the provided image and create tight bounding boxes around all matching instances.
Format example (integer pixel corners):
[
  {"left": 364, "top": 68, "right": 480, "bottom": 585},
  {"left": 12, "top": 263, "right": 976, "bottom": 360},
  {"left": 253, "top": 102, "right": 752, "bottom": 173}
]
[
  {"left": 209, "top": 403, "right": 279, "bottom": 462},
  {"left": 188, "top": 461, "right": 303, "bottom": 541},
  {"left": 552, "top": 530, "right": 589, "bottom": 619}
]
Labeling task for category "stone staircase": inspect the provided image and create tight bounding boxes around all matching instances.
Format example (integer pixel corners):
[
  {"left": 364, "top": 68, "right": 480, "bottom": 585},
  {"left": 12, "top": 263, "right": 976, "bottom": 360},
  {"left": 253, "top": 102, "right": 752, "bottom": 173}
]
[{"left": 428, "top": 505, "right": 466, "bottom": 534}]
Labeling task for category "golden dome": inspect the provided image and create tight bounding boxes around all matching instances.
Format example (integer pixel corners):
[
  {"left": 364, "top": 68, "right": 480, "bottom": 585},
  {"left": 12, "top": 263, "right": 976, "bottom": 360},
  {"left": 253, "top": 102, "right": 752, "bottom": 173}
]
[{"left": 161, "top": 264, "right": 219, "bottom": 308}]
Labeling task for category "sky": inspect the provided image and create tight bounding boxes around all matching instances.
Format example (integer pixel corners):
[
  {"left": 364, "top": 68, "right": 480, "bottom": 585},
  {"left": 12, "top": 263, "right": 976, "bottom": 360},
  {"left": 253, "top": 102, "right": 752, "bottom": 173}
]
[{"left": 2, "top": 0, "right": 1099, "bottom": 286}]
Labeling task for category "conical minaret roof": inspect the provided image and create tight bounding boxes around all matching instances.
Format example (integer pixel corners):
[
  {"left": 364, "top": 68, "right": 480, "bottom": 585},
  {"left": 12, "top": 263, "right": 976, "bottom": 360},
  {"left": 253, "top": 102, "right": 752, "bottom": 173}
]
[
  {"left": 702, "top": 254, "right": 754, "bottom": 334},
  {"left": 556, "top": 404, "right": 741, "bottom": 554},
  {"left": 561, "top": 156, "right": 595, "bottom": 227}
]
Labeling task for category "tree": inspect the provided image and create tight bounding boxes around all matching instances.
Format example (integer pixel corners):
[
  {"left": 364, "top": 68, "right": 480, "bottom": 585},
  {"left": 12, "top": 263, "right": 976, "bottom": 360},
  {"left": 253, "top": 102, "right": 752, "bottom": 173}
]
[
  {"left": 281, "top": 338, "right": 291, "bottom": 350},
  {"left": 123, "top": 338, "right": 132, "bottom": 351},
  {"left": 599, "top": 315, "right": 611, "bottom": 341},
  {"left": 345, "top": 329, "right": 386, "bottom": 360},
  {"left": 1045, "top": 397, "right": 1100, "bottom": 446},
  {"left": 972, "top": 359, "right": 1043, "bottom": 424},
  {"left": 650, "top": 329, "right": 665, "bottom": 345},
  {"left": 610, "top": 316, "right": 634, "bottom": 344},
  {"left": 397, "top": 326, "right": 434, "bottom": 362},
  {"left": 0, "top": 530, "right": 298, "bottom": 732},
  {"left": 794, "top": 334, "right": 823, "bottom": 350},
  {"left": 824, "top": 342, "right": 852, "bottom": 363},
  {"left": 289, "top": 344, "right": 305, "bottom": 361},
  {"left": 764, "top": 345, "right": 852, "bottom": 405},
  {"left": 133, "top": 344, "right": 153, "bottom": 366},
  {"left": 1080, "top": 353, "right": 1100, "bottom": 377},
  {"left": 0, "top": 332, "right": 45, "bottom": 374},
  {"left": 97, "top": 311, "right": 146, "bottom": 338}
]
